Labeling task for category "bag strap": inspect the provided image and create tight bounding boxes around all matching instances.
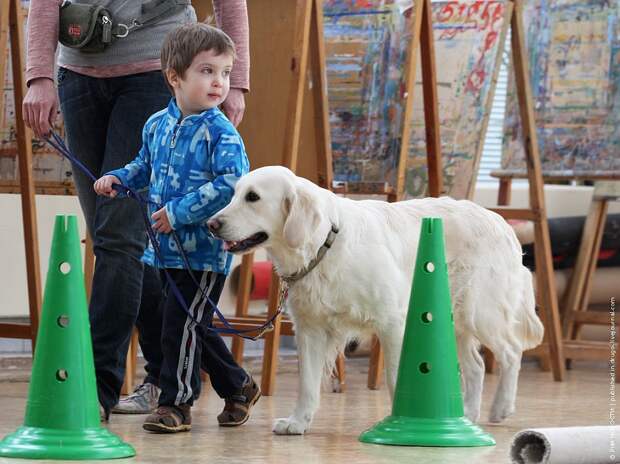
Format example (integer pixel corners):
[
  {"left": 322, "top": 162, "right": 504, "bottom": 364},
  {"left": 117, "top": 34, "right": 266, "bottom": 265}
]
[{"left": 113, "top": 0, "right": 191, "bottom": 38}]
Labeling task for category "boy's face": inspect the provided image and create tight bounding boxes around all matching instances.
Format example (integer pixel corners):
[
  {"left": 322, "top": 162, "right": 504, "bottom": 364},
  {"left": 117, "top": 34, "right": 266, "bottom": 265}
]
[{"left": 167, "top": 49, "right": 233, "bottom": 116}]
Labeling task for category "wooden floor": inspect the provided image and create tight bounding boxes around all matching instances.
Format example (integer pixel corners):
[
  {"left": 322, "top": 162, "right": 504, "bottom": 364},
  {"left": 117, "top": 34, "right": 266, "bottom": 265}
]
[{"left": 0, "top": 358, "right": 611, "bottom": 464}]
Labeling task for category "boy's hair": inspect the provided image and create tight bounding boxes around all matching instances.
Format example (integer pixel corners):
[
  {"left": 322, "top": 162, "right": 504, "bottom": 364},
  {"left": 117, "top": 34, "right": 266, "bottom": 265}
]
[{"left": 161, "top": 22, "right": 236, "bottom": 82}]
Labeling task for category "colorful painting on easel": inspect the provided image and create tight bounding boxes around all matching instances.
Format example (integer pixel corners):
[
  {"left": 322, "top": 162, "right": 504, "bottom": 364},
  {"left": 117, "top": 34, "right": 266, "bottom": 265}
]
[
  {"left": 324, "top": 0, "right": 509, "bottom": 199},
  {"left": 323, "top": 0, "right": 408, "bottom": 188},
  {"left": 405, "top": 0, "right": 509, "bottom": 199},
  {"left": 502, "top": 0, "right": 620, "bottom": 173},
  {"left": 0, "top": 0, "right": 69, "bottom": 185}
]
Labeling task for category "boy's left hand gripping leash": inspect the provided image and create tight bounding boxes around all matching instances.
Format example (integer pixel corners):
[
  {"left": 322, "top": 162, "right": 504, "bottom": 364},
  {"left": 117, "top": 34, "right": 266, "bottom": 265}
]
[{"left": 44, "top": 131, "right": 281, "bottom": 340}]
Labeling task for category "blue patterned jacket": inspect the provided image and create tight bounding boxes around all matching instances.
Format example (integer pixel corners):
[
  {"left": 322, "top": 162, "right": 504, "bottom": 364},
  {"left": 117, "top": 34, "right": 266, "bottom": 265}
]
[{"left": 108, "top": 99, "right": 250, "bottom": 273}]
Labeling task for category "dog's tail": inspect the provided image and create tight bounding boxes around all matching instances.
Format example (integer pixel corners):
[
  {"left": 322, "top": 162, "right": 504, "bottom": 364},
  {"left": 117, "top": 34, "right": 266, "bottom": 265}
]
[{"left": 518, "top": 268, "right": 544, "bottom": 350}]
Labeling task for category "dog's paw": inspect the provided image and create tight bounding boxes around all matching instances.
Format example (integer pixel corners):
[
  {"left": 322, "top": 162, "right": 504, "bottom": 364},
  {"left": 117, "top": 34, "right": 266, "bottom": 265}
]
[
  {"left": 464, "top": 405, "right": 480, "bottom": 424},
  {"left": 331, "top": 376, "right": 343, "bottom": 393},
  {"left": 489, "top": 402, "right": 515, "bottom": 423},
  {"left": 272, "top": 416, "right": 307, "bottom": 435}
]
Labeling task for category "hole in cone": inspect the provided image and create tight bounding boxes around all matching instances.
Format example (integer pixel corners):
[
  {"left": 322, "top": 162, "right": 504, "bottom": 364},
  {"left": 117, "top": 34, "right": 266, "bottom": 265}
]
[
  {"left": 57, "top": 315, "right": 70, "bottom": 328},
  {"left": 59, "top": 262, "right": 71, "bottom": 274},
  {"left": 421, "top": 312, "right": 433, "bottom": 323},
  {"left": 424, "top": 262, "right": 435, "bottom": 273},
  {"left": 56, "top": 369, "right": 68, "bottom": 381},
  {"left": 419, "top": 362, "right": 431, "bottom": 374}
]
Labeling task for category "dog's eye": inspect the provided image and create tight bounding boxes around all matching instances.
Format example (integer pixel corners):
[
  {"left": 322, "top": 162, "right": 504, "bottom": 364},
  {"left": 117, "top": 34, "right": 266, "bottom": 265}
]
[{"left": 245, "top": 191, "right": 260, "bottom": 203}]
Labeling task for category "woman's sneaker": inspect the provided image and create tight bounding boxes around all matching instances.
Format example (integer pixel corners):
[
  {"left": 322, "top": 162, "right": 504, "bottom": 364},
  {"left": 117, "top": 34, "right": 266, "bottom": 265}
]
[{"left": 112, "top": 383, "right": 160, "bottom": 414}]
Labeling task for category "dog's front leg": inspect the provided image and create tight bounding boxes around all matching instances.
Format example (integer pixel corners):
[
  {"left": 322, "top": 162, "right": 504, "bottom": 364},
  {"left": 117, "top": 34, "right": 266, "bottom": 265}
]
[{"left": 273, "top": 326, "right": 329, "bottom": 435}]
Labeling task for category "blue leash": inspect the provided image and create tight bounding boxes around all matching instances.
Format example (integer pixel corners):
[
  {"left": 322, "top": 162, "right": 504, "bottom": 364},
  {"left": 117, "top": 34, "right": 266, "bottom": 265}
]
[{"left": 45, "top": 131, "right": 280, "bottom": 340}]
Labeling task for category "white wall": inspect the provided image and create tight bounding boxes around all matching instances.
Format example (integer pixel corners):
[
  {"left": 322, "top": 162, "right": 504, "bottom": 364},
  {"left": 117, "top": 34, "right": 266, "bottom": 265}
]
[
  {"left": 0, "top": 193, "right": 255, "bottom": 318},
  {"left": 1, "top": 194, "right": 85, "bottom": 318},
  {"left": 2, "top": 184, "right": 619, "bottom": 317},
  {"left": 474, "top": 182, "right": 620, "bottom": 218}
]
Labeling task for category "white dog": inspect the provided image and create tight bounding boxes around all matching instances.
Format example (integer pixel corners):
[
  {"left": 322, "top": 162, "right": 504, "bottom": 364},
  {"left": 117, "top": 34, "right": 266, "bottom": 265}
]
[{"left": 208, "top": 166, "right": 543, "bottom": 435}]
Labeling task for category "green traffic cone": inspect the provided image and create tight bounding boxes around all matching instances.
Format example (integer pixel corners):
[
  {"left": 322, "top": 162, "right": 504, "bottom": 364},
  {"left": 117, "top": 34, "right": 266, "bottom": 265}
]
[
  {"left": 359, "top": 217, "right": 495, "bottom": 447},
  {"left": 0, "top": 215, "right": 135, "bottom": 460}
]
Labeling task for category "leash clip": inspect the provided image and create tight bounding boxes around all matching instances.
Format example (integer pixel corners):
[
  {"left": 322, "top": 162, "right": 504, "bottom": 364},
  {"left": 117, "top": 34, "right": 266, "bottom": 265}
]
[
  {"left": 115, "top": 19, "right": 141, "bottom": 38},
  {"left": 251, "top": 322, "right": 274, "bottom": 341},
  {"left": 278, "top": 285, "right": 289, "bottom": 315}
]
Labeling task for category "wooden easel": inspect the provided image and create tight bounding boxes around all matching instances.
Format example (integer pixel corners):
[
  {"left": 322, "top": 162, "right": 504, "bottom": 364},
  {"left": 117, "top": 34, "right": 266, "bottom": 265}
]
[
  {"left": 489, "top": 174, "right": 619, "bottom": 375},
  {"left": 335, "top": 0, "right": 514, "bottom": 390},
  {"left": 485, "top": 0, "right": 566, "bottom": 381},
  {"left": 192, "top": 0, "right": 335, "bottom": 396},
  {"left": 219, "top": 0, "right": 445, "bottom": 396},
  {"left": 338, "top": 0, "right": 444, "bottom": 391},
  {"left": 0, "top": 0, "right": 42, "bottom": 351}
]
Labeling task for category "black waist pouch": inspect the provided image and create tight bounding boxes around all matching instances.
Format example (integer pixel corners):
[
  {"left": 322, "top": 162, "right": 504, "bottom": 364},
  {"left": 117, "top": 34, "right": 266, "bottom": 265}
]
[{"left": 58, "top": 2, "right": 113, "bottom": 53}]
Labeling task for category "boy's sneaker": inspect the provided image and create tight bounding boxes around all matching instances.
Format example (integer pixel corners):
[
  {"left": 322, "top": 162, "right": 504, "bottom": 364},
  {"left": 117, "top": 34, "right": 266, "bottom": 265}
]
[
  {"left": 112, "top": 383, "right": 160, "bottom": 414},
  {"left": 143, "top": 404, "right": 191, "bottom": 433},
  {"left": 217, "top": 375, "right": 261, "bottom": 427}
]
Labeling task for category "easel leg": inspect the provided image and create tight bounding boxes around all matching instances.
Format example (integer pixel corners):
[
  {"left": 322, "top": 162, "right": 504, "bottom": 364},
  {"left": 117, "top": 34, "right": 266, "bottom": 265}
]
[
  {"left": 84, "top": 233, "right": 95, "bottom": 301},
  {"left": 367, "top": 335, "right": 384, "bottom": 390},
  {"left": 121, "top": 329, "right": 139, "bottom": 395},
  {"left": 510, "top": 0, "right": 564, "bottom": 380},
  {"left": 232, "top": 253, "right": 254, "bottom": 364},
  {"left": 332, "top": 353, "right": 346, "bottom": 393},
  {"left": 9, "top": 0, "right": 42, "bottom": 350},
  {"left": 261, "top": 270, "right": 283, "bottom": 396},
  {"left": 420, "top": 0, "right": 443, "bottom": 198},
  {"left": 484, "top": 178, "right": 514, "bottom": 373}
]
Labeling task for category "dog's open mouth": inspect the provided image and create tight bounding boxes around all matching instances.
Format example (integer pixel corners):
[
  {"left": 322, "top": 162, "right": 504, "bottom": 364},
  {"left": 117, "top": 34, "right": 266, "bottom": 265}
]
[{"left": 222, "top": 232, "right": 268, "bottom": 253}]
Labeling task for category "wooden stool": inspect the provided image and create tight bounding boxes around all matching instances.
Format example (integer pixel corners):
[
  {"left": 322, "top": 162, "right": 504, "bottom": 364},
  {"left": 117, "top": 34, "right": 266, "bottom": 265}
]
[
  {"left": 562, "top": 181, "right": 620, "bottom": 374},
  {"left": 485, "top": 172, "right": 620, "bottom": 377}
]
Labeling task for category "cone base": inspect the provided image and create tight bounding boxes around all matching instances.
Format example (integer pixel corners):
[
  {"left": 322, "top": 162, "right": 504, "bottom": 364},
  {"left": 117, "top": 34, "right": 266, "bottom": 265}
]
[
  {"left": 359, "top": 415, "right": 496, "bottom": 447},
  {"left": 0, "top": 426, "right": 135, "bottom": 460}
]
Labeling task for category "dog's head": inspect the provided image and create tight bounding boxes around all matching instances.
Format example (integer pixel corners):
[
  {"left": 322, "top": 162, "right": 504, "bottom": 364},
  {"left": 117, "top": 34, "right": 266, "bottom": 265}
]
[{"left": 208, "top": 166, "right": 325, "bottom": 254}]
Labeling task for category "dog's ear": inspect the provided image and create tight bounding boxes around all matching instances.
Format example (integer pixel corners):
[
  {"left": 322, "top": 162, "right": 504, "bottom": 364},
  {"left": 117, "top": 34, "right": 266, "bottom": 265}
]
[{"left": 283, "top": 183, "right": 321, "bottom": 249}]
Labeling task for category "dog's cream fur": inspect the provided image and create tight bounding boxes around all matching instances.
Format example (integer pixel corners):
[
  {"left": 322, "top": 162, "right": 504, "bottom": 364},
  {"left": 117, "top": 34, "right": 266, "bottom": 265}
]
[{"left": 210, "top": 166, "right": 543, "bottom": 435}]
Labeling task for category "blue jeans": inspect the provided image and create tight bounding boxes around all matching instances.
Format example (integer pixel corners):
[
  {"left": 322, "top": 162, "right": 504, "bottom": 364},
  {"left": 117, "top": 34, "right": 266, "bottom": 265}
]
[{"left": 58, "top": 68, "right": 170, "bottom": 411}]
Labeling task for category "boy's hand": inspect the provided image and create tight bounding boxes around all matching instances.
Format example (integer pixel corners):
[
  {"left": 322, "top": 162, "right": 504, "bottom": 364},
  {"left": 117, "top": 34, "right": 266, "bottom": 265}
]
[
  {"left": 94, "top": 175, "right": 121, "bottom": 197},
  {"left": 152, "top": 207, "right": 172, "bottom": 234}
]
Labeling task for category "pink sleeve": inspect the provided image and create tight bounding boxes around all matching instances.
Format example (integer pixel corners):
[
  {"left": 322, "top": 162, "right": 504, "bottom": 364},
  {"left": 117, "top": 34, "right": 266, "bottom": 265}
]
[
  {"left": 213, "top": 0, "right": 250, "bottom": 92},
  {"left": 25, "top": 0, "right": 63, "bottom": 86}
]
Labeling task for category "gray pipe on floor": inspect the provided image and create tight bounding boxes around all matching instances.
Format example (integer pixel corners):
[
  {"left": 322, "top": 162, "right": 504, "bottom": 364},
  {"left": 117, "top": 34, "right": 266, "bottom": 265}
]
[{"left": 510, "top": 426, "right": 620, "bottom": 464}]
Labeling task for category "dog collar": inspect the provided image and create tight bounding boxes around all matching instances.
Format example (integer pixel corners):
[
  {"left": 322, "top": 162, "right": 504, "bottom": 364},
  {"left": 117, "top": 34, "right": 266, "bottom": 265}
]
[{"left": 281, "top": 224, "right": 339, "bottom": 285}]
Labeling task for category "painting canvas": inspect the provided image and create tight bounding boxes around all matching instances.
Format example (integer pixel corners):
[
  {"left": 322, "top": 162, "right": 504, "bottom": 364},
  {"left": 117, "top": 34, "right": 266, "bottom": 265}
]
[
  {"left": 323, "top": 0, "right": 408, "bottom": 189},
  {"left": 324, "top": 0, "right": 509, "bottom": 198},
  {"left": 502, "top": 0, "right": 620, "bottom": 174},
  {"left": 404, "top": 0, "right": 509, "bottom": 198}
]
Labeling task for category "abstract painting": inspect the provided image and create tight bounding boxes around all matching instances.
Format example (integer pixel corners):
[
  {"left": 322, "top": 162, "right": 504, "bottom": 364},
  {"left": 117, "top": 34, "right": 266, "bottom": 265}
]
[
  {"left": 502, "top": 0, "right": 620, "bottom": 174},
  {"left": 405, "top": 0, "right": 509, "bottom": 198},
  {"left": 324, "top": 0, "right": 509, "bottom": 198}
]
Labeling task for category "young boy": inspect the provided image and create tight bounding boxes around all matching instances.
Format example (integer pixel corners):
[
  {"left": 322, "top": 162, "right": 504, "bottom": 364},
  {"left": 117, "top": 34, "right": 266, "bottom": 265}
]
[{"left": 94, "top": 23, "right": 259, "bottom": 433}]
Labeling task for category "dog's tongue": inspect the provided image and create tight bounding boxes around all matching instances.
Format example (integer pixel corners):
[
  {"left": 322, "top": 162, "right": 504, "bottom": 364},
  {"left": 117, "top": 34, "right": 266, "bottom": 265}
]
[{"left": 222, "top": 241, "right": 236, "bottom": 251}]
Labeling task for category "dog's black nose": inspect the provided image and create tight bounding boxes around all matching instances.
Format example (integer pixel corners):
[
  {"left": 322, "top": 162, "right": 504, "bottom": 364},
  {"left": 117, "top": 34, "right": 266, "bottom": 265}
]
[{"left": 207, "top": 218, "right": 222, "bottom": 233}]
